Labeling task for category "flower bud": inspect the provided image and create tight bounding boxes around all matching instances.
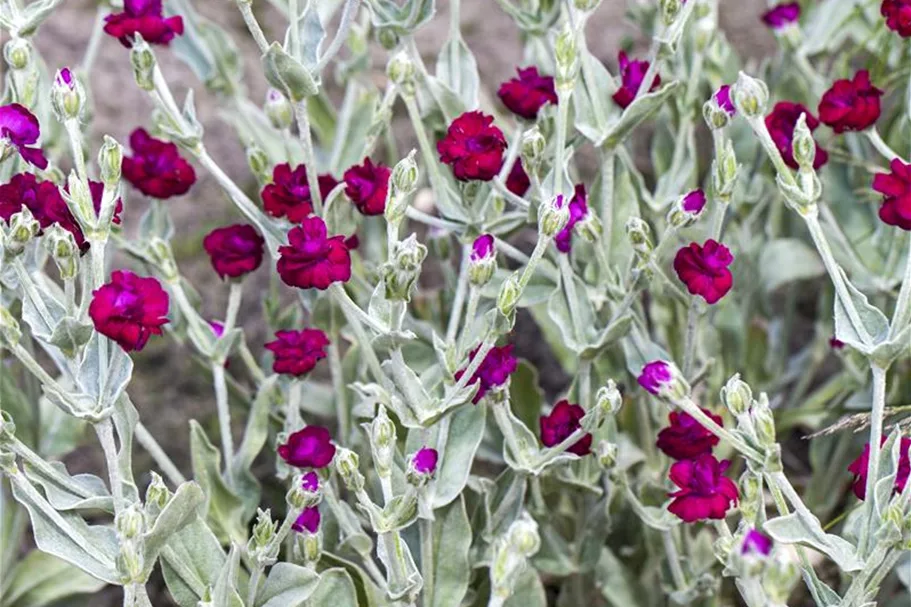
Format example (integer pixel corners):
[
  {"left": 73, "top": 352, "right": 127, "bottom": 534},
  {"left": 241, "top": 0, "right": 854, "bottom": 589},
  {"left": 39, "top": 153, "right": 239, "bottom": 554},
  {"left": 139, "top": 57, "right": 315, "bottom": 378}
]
[
  {"left": 468, "top": 234, "right": 496, "bottom": 287},
  {"left": 390, "top": 150, "right": 419, "bottom": 197},
  {"left": 713, "top": 139, "right": 739, "bottom": 199},
  {"left": 521, "top": 127, "right": 546, "bottom": 169},
  {"left": 299, "top": 471, "right": 322, "bottom": 507},
  {"left": 264, "top": 88, "right": 293, "bottom": 130},
  {"left": 739, "top": 472, "right": 762, "bottom": 522},
  {"left": 497, "top": 271, "right": 521, "bottom": 317},
  {"left": 51, "top": 67, "right": 85, "bottom": 121},
  {"left": 0, "top": 410, "right": 16, "bottom": 440},
  {"left": 573, "top": 0, "right": 602, "bottom": 11},
  {"left": 387, "top": 51, "right": 416, "bottom": 93},
  {"left": 637, "top": 360, "right": 690, "bottom": 401},
  {"left": 4, "top": 38, "right": 31, "bottom": 70},
  {"left": 703, "top": 85, "right": 736, "bottom": 130},
  {"left": 625, "top": 216, "right": 653, "bottom": 256},
  {"left": 383, "top": 234, "right": 427, "bottom": 301},
  {"left": 44, "top": 225, "right": 78, "bottom": 280},
  {"left": 539, "top": 194, "right": 570, "bottom": 237},
  {"left": 751, "top": 393, "right": 776, "bottom": 446},
  {"left": 376, "top": 27, "right": 400, "bottom": 50},
  {"left": 0, "top": 306, "right": 22, "bottom": 348},
  {"left": 4, "top": 207, "right": 40, "bottom": 258},
  {"left": 595, "top": 380, "right": 623, "bottom": 417},
  {"left": 251, "top": 508, "right": 277, "bottom": 548},
  {"left": 721, "top": 373, "right": 753, "bottom": 416},
  {"left": 246, "top": 145, "right": 270, "bottom": 182},
  {"left": 407, "top": 447, "right": 439, "bottom": 485},
  {"left": 791, "top": 113, "right": 816, "bottom": 172},
  {"left": 596, "top": 440, "right": 618, "bottom": 469},
  {"left": 98, "top": 135, "right": 123, "bottom": 185},
  {"left": 116, "top": 505, "right": 145, "bottom": 540},
  {"left": 149, "top": 238, "right": 179, "bottom": 282},
  {"left": 732, "top": 72, "right": 769, "bottom": 119},
  {"left": 299, "top": 528, "right": 322, "bottom": 565},
  {"left": 116, "top": 543, "right": 144, "bottom": 584},
  {"left": 713, "top": 534, "right": 734, "bottom": 565},
  {"left": 130, "top": 40, "right": 156, "bottom": 91},
  {"left": 660, "top": 0, "right": 682, "bottom": 25},
  {"left": 667, "top": 189, "right": 707, "bottom": 229},
  {"left": 554, "top": 26, "right": 578, "bottom": 90},
  {"left": 761, "top": 552, "right": 800, "bottom": 604},
  {"left": 145, "top": 472, "right": 170, "bottom": 511},
  {"left": 508, "top": 512, "right": 541, "bottom": 557},
  {"left": 334, "top": 447, "right": 365, "bottom": 492},
  {"left": 368, "top": 406, "right": 396, "bottom": 477}
]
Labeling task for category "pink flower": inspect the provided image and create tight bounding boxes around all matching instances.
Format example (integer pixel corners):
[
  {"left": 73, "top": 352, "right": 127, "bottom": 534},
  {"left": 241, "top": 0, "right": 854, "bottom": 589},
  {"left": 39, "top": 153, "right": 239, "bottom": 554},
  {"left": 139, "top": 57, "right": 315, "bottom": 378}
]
[
  {"left": 505, "top": 159, "right": 531, "bottom": 197},
  {"left": 301, "top": 470, "right": 319, "bottom": 492},
  {"left": 554, "top": 184, "right": 588, "bottom": 253},
  {"left": 714, "top": 85, "right": 736, "bottom": 116},
  {"left": 103, "top": 0, "right": 184, "bottom": 47},
  {"left": 292, "top": 507, "right": 321, "bottom": 534},
  {"left": 202, "top": 224, "right": 265, "bottom": 280},
  {"left": 454, "top": 344, "right": 518, "bottom": 404},
  {"left": 122, "top": 129, "right": 196, "bottom": 199},
  {"left": 0, "top": 103, "right": 47, "bottom": 169},
  {"left": 612, "top": 51, "right": 660, "bottom": 109},
  {"left": 638, "top": 360, "right": 673, "bottom": 395},
  {"left": 761, "top": 2, "right": 800, "bottom": 29},
  {"left": 656, "top": 409, "right": 722, "bottom": 460},
  {"left": 682, "top": 189, "right": 706, "bottom": 213},
  {"left": 497, "top": 66, "right": 558, "bottom": 120},
  {"left": 765, "top": 102, "right": 828, "bottom": 170},
  {"left": 89, "top": 270, "right": 169, "bottom": 352},
  {"left": 674, "top": 239, "right": 734, "bottom": 304},
  {"left": 848, "top": 436, "right": 911, "bottom": 500},
  {"left": 882, "top": 0, "right": 911, "bottom": 37},
  {"left": 264, "top": 329, "right": 330, "bottom": 377},
  {"left": 742, "top": 529, "right": 773, "bottom": 556},
  {"left": 872, "top": 158, "right": 911, "bottom": 230},
  {"left": 344, "top": 158, "right": 390, "bottom": 216},
  {"left": 278, "top": 426, "right": 336, "bottom": 469},
  {"left": 539, "top": 400, "right": 592, "bottom": 456},
  {"left": 818, "top": 71, "right": 883, "bottom": 134},
  {"left": 277, "top": 216, "right": 352, "bottom": 290},
  {"left": 471, "top": 234, "right": 495, "bottom": 261},
  {"left": 262, "top": 163, "right": 338, "bottom": 222},
  {"left": 667, "top": 454, "right": 739, "bottom": 522},
  {"left": 437, "top": 111, "right": 507, "bottom": 182},
  {"left": 412, "top": 448, "right": 439, "bottom": 474}
]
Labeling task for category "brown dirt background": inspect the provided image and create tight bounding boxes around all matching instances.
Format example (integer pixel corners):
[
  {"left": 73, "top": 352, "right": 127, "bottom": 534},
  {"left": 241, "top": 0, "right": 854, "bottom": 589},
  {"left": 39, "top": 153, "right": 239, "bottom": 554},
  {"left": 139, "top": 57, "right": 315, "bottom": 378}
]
[{"left": 23, "top": 0, "right": 772, "bottom": 604}]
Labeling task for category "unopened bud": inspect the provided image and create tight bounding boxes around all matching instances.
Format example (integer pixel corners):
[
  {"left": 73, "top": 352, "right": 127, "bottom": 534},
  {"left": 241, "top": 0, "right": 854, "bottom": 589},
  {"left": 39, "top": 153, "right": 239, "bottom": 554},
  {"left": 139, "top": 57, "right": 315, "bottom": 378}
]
[
  {"left": 762, "top": 552, "right": 800, "bottom": 603},
  {"left": 334, "top": 448, "right": 364, "bottom": 492},
  {"left": 376, "top": 27, "right": 400, "bottom": 51},
  {"left": 667, "top": 189, "right": 707, "bottom": 228},
  {"left": 387, "top": 51, "right": 415, "bottom": 93},
  {"left": 264, "top": 88, "right": 293, "bottom": 130},
  {"left": 468, "top": 234, "right": 496, "bottom": 287},
  {"left": 539, "top": 195, "right": 570, "bottom": 237},
  {"left": 0, "top": 306, "right": 22, "bottom": 347},
  {"left": 703, "top": 85, "right": 736, "bottom": 130},
  {"left": 246, "top": 145, "right": 270, "bottom": 181},
  {"left": 44, "top": 225, "right": 78, "bottom": 280},
  {"left": 596, "top": 440, "right": 618, "bottom": 469},
  {"left": 721, "top": 373, "right": 752, "bottom": 416},
  {"left": 5, "top": 207, "right": 40, "bottom": 257},
  {"left": 573, "top": 0, "right": 602, "bottom": 11},
  {"left": 115, "top": 505, "right": 145, "bottom": 539},
  {"left": 391, "top": 150, "right": 419, "bottom": 197},
  {"left": 713, "top": 139, "right": 739, "bottom": 199},
  {"left": 51, "top": 67, "right": 85, "bottom": 121},
  {"left": 660, "top": 0, "right": 682, "bottom": 25},
  {"left": 300, "top": 529, "right": 322, "bottom": 565},
  {"left": 145, "top": 472, "right": 170, "bottom": 511},
  {"left": 732, "top": 72, "right": 769, "bottom": 119},
  {"left": 497, "top": 272, "right": 521, "bottom": 316},
  {"left": 116, "top": 543, "right": 144, "bottom": 583},
  {"left": 595, "top": 380, "right": 623, "bottom": 416},
  {"left": 625, "top": 216, "right": 653, "bottom": 256},
  {"left": 368, "top": 406, "right": 396, "bottom": 476},
  {"left": 4, "top": 38, "right": 31, "bottom": 70},
  {"left": 554, "top": 26, "right": 578, "bottom": 90},
  {"left": 251, "top": 509, "right": 278, "bottom": 548},
  {"left": 751, "top": 394, "right": 776, "bottom": 446},
  {"left": 521, "top": 127, "right": 546, "bottom": 169},
  {"left": 149, "top": 238, "right": 179, "bottom": 282},
  {"left": 791, "top": 113, "right": 816, "bottom": 171},
  {"left": 383, "top": 234, "right": 427, "bottom": 301},
  {"left": 98, "top": 136, "right": 123, "bottom": 185},
  {"left": 508, "top": 512, "right": 541, "bottom": 557},
  {"left": 130, "top": 40, "right": 156, "bottom": 91}
]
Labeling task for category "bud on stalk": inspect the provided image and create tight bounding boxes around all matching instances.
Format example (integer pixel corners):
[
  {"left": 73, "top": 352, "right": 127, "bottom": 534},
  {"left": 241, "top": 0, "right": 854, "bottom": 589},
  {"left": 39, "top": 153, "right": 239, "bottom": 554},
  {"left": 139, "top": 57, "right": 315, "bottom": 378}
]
[{"left": 732, "top": 72, "right": 769, "bottom": 119}]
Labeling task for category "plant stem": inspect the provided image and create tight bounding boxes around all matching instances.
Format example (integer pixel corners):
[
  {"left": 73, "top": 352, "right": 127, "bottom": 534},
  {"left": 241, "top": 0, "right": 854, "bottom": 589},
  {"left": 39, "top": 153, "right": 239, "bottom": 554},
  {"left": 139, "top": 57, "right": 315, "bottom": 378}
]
[
  {"left": 212, "top": 363, "right": 235, "bottom": 486},
  {"left": 552, "top": 89, "right": 570, "bottom": 197},
  {"left": 420, "top": 517, "right": 435, "bottom": 607},
  {"left": 95, "top": 419, "right": 124, "bottom": 514},
  {"left": 682, "top": 300, "right": 699, "bottom": 377},
  {"left": 293, "top": 100, "right": 323, "bottom": 215},
  {"left": 316, "top": 0, "right": 362, "bottom": 70},
  {"left": 235, "top": 0, "right": 271, "bottom": 54},
  {"left": 661, "top": 531, "right": 688, "bottom": 592},
  {"left": 402, "top": 94, "right": 449, "bottom": 204},
  {"left": 866, "top": 128, "right": 902, "bottom": 162},
  {"left": 223, "top": 283, "right": 243, "bottom": 333},
  {"left": 889, "top": 233, "right": 911, "bottom": 338},
  {"left": 446, "top": 246, "right": 470, "bottom": 344},
  {"left": 457, "top": 287, "right": 481, "bottom": 357},
  {"left": 858, "top": 363, "right": 888, "bottom": 556},
  {"left": 134, "top": 422, "right": 186, "bottom": 486},
  {"left": 329, "top": 305, "right": 350, "bottom": 441},
  {"left": 675, "top": 397, "right": 764, "bottom": 462}
]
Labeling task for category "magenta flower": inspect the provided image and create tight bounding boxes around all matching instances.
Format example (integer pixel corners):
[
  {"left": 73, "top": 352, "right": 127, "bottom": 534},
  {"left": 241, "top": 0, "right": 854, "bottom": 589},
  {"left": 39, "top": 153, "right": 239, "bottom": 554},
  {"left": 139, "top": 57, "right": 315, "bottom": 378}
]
[
  {"left": 87, "top": 181, "right": 124, "bottom": 227},
  {"left": 674, "top": 240, "right": 734, "bottom": 304},
  {"left": 667, "top": 454, "right": 739, "bottom": 523},
  {"left": 765, "top": 102, "right": 828, "bottom": 170},
  {"left": 882, "top": 0, "right": 911, "bottom": 37},
  {"left": 471, "top": 234, "right": 495, "bottom": 261},
  {"left": 829, "top": 336, "right": 845, "bottom": 350},
  {"left": 437, "top": 111, "right": 507, "bottom": 182},
  {"left": 714, "top": 85, "right": 736, "bottom": 116},
  {"left": 103, "top": 0, "right": 184, "bottom": 47},
  {"left": 539, "top": 400, "right": 592, "bottom": 456},
  {"left": 292, "top": 507, "right": 321, "bottom": 534},
  {"left": 0, "top": 104, "right": 48, "bottom": 169},
  {"left": 301, "top": 470, "right": 319, "bottom": 492},
  {"left": 682, "top": 189, "right": 706, "bottom": 213},
  {"left": 741, "top": 529, "right": 773, "bottom": 556},
  {"left": 412, "top": 448, "right": 439, "bottom": 475},
  {"left": 89, "top": 270, "right": 169, "bottom": 352},
  {"left": 497, "top": 66, "right": 558, "bottom": 120},
  {"left": 278, "top": 426, "right": 336, "bottom": 469},
  {"left": 656, "top": 409, "right": 722, "bottom": 460},
  {"left": 277, "top": 216, "right": 352, "bottom": 290},
  {"left": 761, "top": 2, "right": 800, "bottom": 29},
  {"left": 202, "top": 224, "right": 265, "bottom": 280},
  {"left": 60, "top": 180, "right": 125, "bottom": 252},
  {"left": 454, "top": 344, "right": 518, "bottom": 404},
  {"left": 818, "top": 71, "right": 883, "bottom": 134},
  {"left": 262, "top": 163, "right": 338, "bottom": 223},
  {"left": 848, "top": 436, "right": 911, "bottom": 500},
  {"left": 264, "top": 329, "right": 330, "bottom": 377},
  {"left": 505, "top": 159, "right": 531, "bottom": 197},
  {"left": 554, "top": 184, "right": 588, "bottom": 253},
  {"left": 344, "top": 157, "right": 390, "bottom": 216},
  {"left": 0, "top": 173, "right": 71, "bottom": 233},
  {"left": 612, "top": 51, "right": 660, "bottom": 109},
  {"left": 872, "top": 158, "right": 911, "bottom": 230},
  {"left": 638, "top": 360, "right": 673, "bottom": 395},
  {"left": 122, "top": 129, "right": 196, "bottom": 199}
]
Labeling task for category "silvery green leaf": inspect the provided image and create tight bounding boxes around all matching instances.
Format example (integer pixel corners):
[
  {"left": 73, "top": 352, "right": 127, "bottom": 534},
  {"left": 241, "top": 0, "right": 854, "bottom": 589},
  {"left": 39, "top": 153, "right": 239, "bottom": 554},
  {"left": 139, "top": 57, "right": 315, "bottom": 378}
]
[
  {"left": 328, "top": 86, "right": 380, "bottom": 174},
  {"left": 18, "top": 272, "right": 65, "bottom": 342},
  {"left": 573, "top": 49, "right": 615, "bottom": 142},
  {"left": 285, "top": 0, "right": 325, "bottom": 68},
  {"left": 263, "top": 42, "right": 319, "bottom": 102},
  {"left": 48, "top": 318, "right": 93, "bottom": 358},
  {"left": 424, "top": 495, "right": 471, "bottom": 607},
  {"left": 535, "top": 524, "right": 576, "bottom": 576},
  {"left": 799, "top": 0, "right": 859, "bottom": 55},
  {"left": 79, "top": 332, "right": 134, "bottom": 411},
  {"left": 373, "top": 494, "right": 418, "bottom": 532},
  {"left": 166, "top": 0, "right": 217, "bottom": 83},
  {"left": 141, "top": 482, "right": 205, "bottom": 577},
  {"left": 759, "top": 239, "right": 825, "bottom": 292},
  {"left": 870, "top": 429, "right": 903, "bottom": 519},
  {"left": 325, "top": 491, "right": 375, "bottom": 555},
  {"left": 211, "top": 328, "right": 242, "bottom": 363},
  {"left": 255, "top": 562, "right": 321, "bottom": 607},
  {"left": 231, "top": 375, "right": 278, "bottom": 518},
  {"left": 23, "top": 460, "right": 112, "bottom": 512},
  {"left": 580, "top": 314, "right": 634, "bottom": 360},
  {"left": 629, "top": 499, "right": 678, "bottom": 531},
  {"left": 480, "top": 469, "right": 528, "bottom": 541},
  {"left": 595, "top": 547, "right": 646, "bottom": 607},
  {"left": 10, "top": 0, "right": 61, "bottom": 36},
  {"left": 160, "top": 517, "right": 228, "bottom": 607},
  {"left": 369, "top": 0, "right": 436, "bottom": 31},
  {"left": 503, "top": 567, "right": 547, "bottom": 607},
  {"left": 762, "top": 512, "right": 863, "bottom": 572},
  {"left": 307, "top": 569, "right": 360, "bottom": 606},
  {"left": 547, "top": 276, "right": 597, "bottom": 353},
  {"left": 366, "top": 281, "right": 398, "bottom": 332},
  {"left": 138, "top": 201, "right": 175, "bottom": 242},
  {"left": 868, "top": 323, "right": 911, "bottom": 368},
  {"left": 318, "top": 552, "right": 386, "bottom": 606},
  {"left": 481, "top": 269, "right": 557, "bottom": 308},
  {"left": 189, "top": 421, "right": 247, "bottom": 545},
  {"left": 1, "top": 549, "right": 107, "bottom": 607},
  {"left": 376, "top": 532, "right": 422, "bottom": 599},
  {"left": 211, "top": 544, "right": 244, "bottom": 607},
  {"left": 9, "top": 472, "right": 119, "bottom": 584},
  {"left": 833, "top": 267, "right": 889, "bottom": 352},
  {"left": 601, "top": 81, "right": 682, "bottom": 148},
  {"left": 111, "top": 395, "right": 140, "bottom": 503},
  {"left": 423, "top": 74, "right": 469, "bottom": 124},
  {"left": 509, "top": 361, "right": 544, "bottom": 431},
  {"left": 622, "top": 325, "right": 671, "bottom": 378},
  {"left": 436, "top": 36, "right": 480, "bottom": 112}
]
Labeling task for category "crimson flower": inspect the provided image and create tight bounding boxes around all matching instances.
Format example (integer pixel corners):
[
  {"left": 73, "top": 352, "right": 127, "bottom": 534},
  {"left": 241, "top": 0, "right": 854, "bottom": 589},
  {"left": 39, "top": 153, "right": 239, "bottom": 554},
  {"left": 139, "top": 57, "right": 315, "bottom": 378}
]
[
  {"left": 262, "top": 163, "right": 338, "bottom": 222},
  {"left": 882, "top": 0, "right": 911, "bottom": 37},
  {"left": 682, "top": 189, "right": 706, "bottom": 213},
  {"left": 872, "top": 158, "right": 911, "bottom": 230},
  {"left": 88, "top": 180, "right": 124, "bottom": 226},
  {"left": 674, "top": 239, "right": 734, "bottom": 304},
  {"left": 277, "top": 216, "right": 352, "bottom": 290},
  {"left": 202, "top": 224, "right": 265, "bottom": 280},
  {"left": 0, "top": 103, "right": 47, "bottom": 169},
  {"left": 278, "top": 426, "right": 336, "bottom": 468},
  {"left": 122, "top": 129, "right": 196, "bottom": 199},
  {"left": 765, "top": 102, "right": 828, "bottom": 170},
  {"left": 454, "top": 344, "right": 518, "bottom": 404},
  {"left": 761, "top": 2, "right": 800, "bottom": 29},
  {"left": 667, "top": 454, "right": 739, "bottom": 522},
  {"left": 265, "top": 329, "right": 330, "bottom": 377},
  {"left": 505, "top": 159, "right": 531, "bottom": 197},
  {"left": 437, "top": 111, "right": 507, "bottom": 182},
  {"left": 103, "top": 0, "right": 184, "bottom": 47},
  {"left": 539, "top": 400, "right": 592, "bottom": 456},
  {"left": 656, "top": 409, "right": 722, "bottom": 460},
  {"left": 638, "top": 360, "right": 672, "bottom": 395},
  {"left": 471, "top": 234, "right": 495, "bottom": 261},
  {"left": 848, "top": 436, "right": 911, "bottom": 500},
  {"left": 412, "top": 448, "right": 439, "bottom": 475},
  {"left": 344, "top": 158, "right": 390, "bottom": 216},
  {"left": 612, "top": 51, "right": 660, "bottom": 109},
  {"left": 292, "top": 507, "right": 321, "bottom": 534},
  {"left": 89, "top": 270, "right": 169, "bottom": 352},
  {"left": 818, "top": 71, "right": 883, "bottom": 134},
  {"left": 554, "top": 184, "right": 588, "bottom": 253},
  {"left": 497, "top": 66, "right": 558, "bottom": 120}
]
